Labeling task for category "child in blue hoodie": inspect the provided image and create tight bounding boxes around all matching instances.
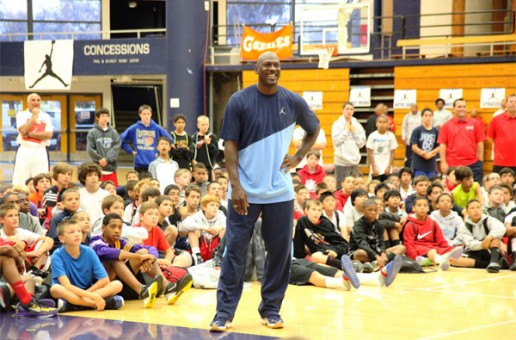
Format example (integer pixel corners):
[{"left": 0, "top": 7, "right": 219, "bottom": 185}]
[{"left": 121, "top": 104, "right": 173, "bottom": 174}]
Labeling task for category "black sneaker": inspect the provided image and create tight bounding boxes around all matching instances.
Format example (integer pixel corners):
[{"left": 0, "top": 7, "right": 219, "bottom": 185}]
[
  {"left": 210, "top": 316, "right": 232, "bottom": 332},
  {"left": 261, "top": 315, "right": 284, "bottom": 329},
  {"left": 104, "top": 295, "right": 124, "bottom": 310},
  {"left": 486, "top": 261, "right": 500, "bottom": 273},
  {"left": 361, "top": 262, "right": 375, "bottom": 273},
  {"left": 28, "top": 266, "right": 49, "bottom": 279},
  {"left": 0, "top": 283, "right": 12, "bottom": 309},
  {"left": 139, "top": 276, "right": 161, "bottom": 308},
  {"left": 194, "top": 253, "right": 204, "bottom": 266},
  {"left": 499, "top": 256, "right": 509, "bottom": 270},
  {"left": 165, "top": 272, "right": 193, "bottom": 305},
  {"left": 511, "top": 261, "right": 516, "bottom": 271},
  {"left": 351, "top": 260, "right": 363, "bottom": 273}
]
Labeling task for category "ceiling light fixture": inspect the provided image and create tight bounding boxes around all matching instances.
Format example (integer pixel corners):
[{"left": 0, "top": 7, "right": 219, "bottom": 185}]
[{"left": 128, "top": 1, "right": 137, "bottom": 9}]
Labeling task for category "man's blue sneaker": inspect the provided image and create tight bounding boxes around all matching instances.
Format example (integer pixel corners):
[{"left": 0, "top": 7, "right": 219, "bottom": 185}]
[
  {"left": 261, "top": 315, "right": 284, "bottom": 329},
  {"left": 341, "top": 255, "right": 360, "bottom": 289},
  {"left": 210, "top": 316, "right": 232, "bottom": 332},
  {"left": 384, "top": 255, "right": 402, "bottom": 287}
]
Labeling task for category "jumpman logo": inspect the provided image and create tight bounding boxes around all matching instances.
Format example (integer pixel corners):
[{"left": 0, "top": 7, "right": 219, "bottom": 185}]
[
  {"left": 29, "top": 40, "right": 69, "bottom": 89},
  {"left": 279, "top": 106, "right": 287, "bottom": 115}
]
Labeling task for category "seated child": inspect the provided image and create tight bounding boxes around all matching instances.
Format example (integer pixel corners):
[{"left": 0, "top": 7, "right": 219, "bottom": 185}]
[
  {"left": 123, "top": 178, "right": 152, "bottom": 224},
  {"left": 90, "top": 213, "right": 191, "bottom": 306},
  {"left": 484, "top": 185, "right": 506, "bottom": 223},
  {"left": 293, "top": 199, "right": 349, "bottom": 268},
  {"left": 500, "top": 167, "right": 515, "bottom": 187},
  {"left": 500, "top": 183, "right": 516, "bottom": 214},
  {"left": 100, "top": 180, "right": 117, "bottom": 196},
  {"left": 452, "top": 166, "right": 484, "bottom": 208},
  {"left": 342, "top": 188, "right": 369, "bottom": 234},
  {"left": 403, "top": 197, "right": 463, "bottom": 270},
  {"left": 49, "top": 188, "right": 81, "bottom": 240},
  {"left": 131, "top": 186, "right": 161, "bottom": 226},
  {"left": 430, "top": 193, "right": 464, "bottom": 246},
  {"left": 405, "top": 176, "right": 430, "bottom": 213},
  {"left": 0, "top": 239, "right": 57, "bottom": 317},
  {"left": 398, "top": 167, "right": 414, "bottom": 202},
  {"left": 181, "top": 195, "right": 226, "bottom": 265},
  {"left": 293, "top": 185, "right": 310, "bottom": 220},
  {"left": 174, "top": 168, "right": 192, "bottom": 206},
  {"left": 191, "top": 162, "right": 210, "bottom": 196},
  {"left": 297, "top": 150, "right": 326, "bottom": 197},
  {"left": 50, "top": 220, "right": 124, "bottom": 312},
  {"left": 320, "top": 191, "right": 347, "bottom": 240},
  {"left": 444, "top": 167, "right": 458, "bottom": 192},
  {"left": 42, "top": 162, "right": 74, "bottom": 230},
  {"left": 156, "top": 195, "right": 179, "bottom": 248},
  {"left": 454, "top": 199, "right": 507, "bottom": 273},
  {"left": 0, "top": 203, "right": 53, "bottom": 274},
  {"left": 334, "top": 176, "right": 355, "bottom": 208},
  {"left": 322, "top": 174, "right": 337, "bottom": 193},
  {"left": 28, "top": 173, "right": 52, "bottom": 222},
  {"left": 349, "top": 199, "right": 405, "bottom": 270}
]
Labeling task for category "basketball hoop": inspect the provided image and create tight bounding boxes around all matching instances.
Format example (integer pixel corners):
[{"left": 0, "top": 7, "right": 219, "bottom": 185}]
[{"left": 317, "top": 47, "right": 334, "bottom": 69}]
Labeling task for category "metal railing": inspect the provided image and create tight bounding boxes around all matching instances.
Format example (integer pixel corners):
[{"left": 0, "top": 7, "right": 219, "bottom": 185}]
[{"left": 0, "top": 28, "right": 166, "bottom": 42}]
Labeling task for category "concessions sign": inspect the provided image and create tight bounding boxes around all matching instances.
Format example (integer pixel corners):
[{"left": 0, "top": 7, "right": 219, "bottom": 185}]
[{"left": 240, "top": 24, "right": 293, "bottom": 61}]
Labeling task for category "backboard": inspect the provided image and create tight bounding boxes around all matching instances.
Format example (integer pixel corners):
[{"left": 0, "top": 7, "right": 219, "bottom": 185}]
[{"left": 298, "top": 2, "right": 371, "bottom": 56}]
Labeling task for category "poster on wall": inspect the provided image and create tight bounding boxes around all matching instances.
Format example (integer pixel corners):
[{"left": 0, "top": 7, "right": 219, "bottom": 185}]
[
  {"left": 349, "top": 86, "right": 371, "bottom": 107},
  {"left": 303, "top": 91, "right": 323, "bottom": 110},
  {"left": 24, "top": 40, "right": 73, "bottom": 90},
  {"left": 439, "top": 88, "right": 463, "bottom": 108},
  {"left": 480, "top": 88, "right": 506, "bottom": 108},
  {"left": 393, "top": 89, "right": 417, "bottom": 109}
]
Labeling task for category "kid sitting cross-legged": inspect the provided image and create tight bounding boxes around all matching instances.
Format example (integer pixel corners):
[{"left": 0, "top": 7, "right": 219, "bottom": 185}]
[
  {"left": 454, "top": 199, "right": 507, "bottom": 273},
  {"left": 50, "top": 220, "right": 124, "bottom": 312},
  {"left": 181, "top": 194, "right": 226, "bottom": 265},
  {"left": 403, "top": 196, "right": 463, "bottom": 270},
  {"left": 0, "top": 239, "right": 57, "bottom": 317},
  {"left": 0, "top": 203, "right": 54, "bottom": 275},
  {"left": 135, "top": 202, "right": 192, "bottom": 304},
  {"left": 349, "top": 199, "right": 405, "bottom": 271},
  {"left": 430, "top": 193, "right": 464, "bottom": 246},
  {"left": 49, "top": 188, "right": 81, "bottom": 240},
  {"left": 90, "top": 213, "right": 166, "bottom": 308}
]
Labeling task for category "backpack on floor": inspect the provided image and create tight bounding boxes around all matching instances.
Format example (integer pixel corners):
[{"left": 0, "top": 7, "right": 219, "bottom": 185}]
[{"left": 398, "top": 255, "right": 425, "bottom": 273}]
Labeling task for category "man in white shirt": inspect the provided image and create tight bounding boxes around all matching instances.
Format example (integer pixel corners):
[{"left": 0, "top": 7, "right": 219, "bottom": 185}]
[
  {"left": 13, "top": 93, "right": 53, "bottom": 185},
  {"left": 433, "top": 98, "right": 452, "bottom": 129},
  {"left": 401, "top": 104, "right": 421, "bottom": 167}
]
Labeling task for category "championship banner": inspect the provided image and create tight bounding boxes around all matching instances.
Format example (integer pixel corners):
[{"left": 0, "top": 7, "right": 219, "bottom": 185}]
[
  {"left": 240, "top": 24, "right": 293, "bottom": 61},
  {"left": 24, "top": 40, "right": 73, "bottom": 90}
]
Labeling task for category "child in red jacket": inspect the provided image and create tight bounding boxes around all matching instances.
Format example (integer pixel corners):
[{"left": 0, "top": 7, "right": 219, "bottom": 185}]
[
  {"left": 297, "top": 151, "right": 326, "bottom": 198},
  {"left": 403, "top": 196, "right": 463, "bottom": 270}
]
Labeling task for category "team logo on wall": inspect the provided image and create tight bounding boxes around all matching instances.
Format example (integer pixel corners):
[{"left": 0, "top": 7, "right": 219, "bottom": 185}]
[{"left": 24, "top": 40, "right": 73, "bottom": 90}]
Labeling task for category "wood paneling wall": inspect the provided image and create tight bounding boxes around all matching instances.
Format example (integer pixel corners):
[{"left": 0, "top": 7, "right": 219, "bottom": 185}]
[{"left": 394, "top": 63, "right": 516, "bottom": 172}]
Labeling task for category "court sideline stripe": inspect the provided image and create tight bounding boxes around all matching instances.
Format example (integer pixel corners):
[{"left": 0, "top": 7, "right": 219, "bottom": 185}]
[{"left": 417, "top": 320, "right": 515, "bottom": 339}]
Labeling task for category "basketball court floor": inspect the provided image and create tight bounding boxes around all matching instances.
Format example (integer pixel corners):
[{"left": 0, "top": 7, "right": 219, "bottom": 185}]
[{"left": 1, "top": 268, "right": 515, "bottom": 339}]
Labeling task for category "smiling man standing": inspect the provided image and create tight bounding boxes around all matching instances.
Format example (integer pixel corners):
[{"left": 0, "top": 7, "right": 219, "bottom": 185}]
[{"left": 210, "top": 52, "right": 320, "bottom": 332}]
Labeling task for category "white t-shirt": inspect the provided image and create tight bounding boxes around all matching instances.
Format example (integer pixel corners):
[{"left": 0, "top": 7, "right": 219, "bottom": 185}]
[
  {"left": 16, "top": 109, "right": 53, "bottom": 147},
  {"left": 1, "top": 228, "right": 40, "bottom": 247},
  {"left": 79, "top": 187, "right": 109, "bottom": 225},
  {"left": 366, "top": 130, "right": 398, "bottom": 174},
  {"left": 433, "top": 109, "right": 452, "bottom": 128}
]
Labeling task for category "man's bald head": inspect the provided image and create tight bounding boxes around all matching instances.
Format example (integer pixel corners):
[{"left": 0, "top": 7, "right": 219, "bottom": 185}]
[{"left": 256, "top": 52, "right": 280, "bottom": 69}]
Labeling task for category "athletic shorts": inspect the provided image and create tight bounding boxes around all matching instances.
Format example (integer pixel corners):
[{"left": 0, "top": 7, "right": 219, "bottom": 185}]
[
  {"left": 117, "top": 261, "right": 145, "bottom": 300},
  {"left": 289, "top": 259, "right": 338, "bottom": 285}
]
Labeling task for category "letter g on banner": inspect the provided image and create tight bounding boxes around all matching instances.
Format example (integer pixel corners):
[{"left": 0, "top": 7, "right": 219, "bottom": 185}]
[{"left": 240, "top": 24, "right": 293, "bottom": 61}]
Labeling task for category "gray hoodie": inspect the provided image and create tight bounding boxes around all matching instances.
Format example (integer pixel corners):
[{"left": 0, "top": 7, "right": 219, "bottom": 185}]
[
  {"left": 86, "top": 124, "right": 121, "bottom": 172},
  {"left": 332, "top": 115, "right": 366, "bottom": 166},
  {"left": 458, "top": 214, "right": 506, "bottom": 251}
]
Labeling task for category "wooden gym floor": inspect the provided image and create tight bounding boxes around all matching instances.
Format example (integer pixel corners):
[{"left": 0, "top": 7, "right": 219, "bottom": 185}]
[{"left": 3, "top": 267, "right": 515, "bottom": 339}]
